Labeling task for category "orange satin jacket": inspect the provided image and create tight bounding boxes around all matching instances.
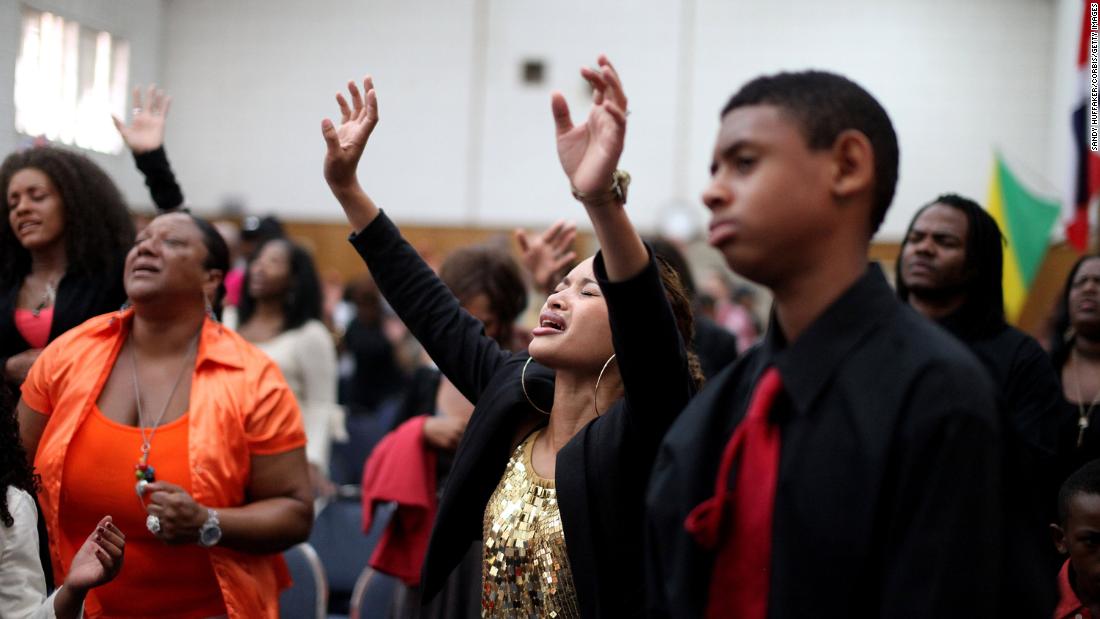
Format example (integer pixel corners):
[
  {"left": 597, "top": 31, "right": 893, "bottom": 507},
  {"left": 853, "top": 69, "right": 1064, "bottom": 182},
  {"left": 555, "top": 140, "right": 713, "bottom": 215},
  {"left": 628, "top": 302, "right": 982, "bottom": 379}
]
[{"left": 22, "top": 308, "right": 307, "bottom": 618}]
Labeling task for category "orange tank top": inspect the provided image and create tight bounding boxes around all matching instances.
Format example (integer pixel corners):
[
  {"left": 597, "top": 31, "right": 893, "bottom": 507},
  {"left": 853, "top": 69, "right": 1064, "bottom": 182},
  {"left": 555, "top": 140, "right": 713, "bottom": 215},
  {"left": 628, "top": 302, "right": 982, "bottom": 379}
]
[{"left": 60, "top": 405, "right": 227, "bottom": 619}]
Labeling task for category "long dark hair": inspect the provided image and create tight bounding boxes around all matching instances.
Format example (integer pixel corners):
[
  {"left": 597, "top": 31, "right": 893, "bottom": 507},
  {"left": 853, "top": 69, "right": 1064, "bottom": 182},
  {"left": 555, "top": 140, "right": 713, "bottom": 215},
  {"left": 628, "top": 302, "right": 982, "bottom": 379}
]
[
  {"left": 238, "top": 238, "right": 323, "bottom": 331},
  {"left": 895, "top": 193, "right": 1006, "bottom": 336},
  {"left": 1, "top": 382, "right": 39, "bottom": 528},
  {"left": 0, "top": 146, "right": 135, "bottom": 286},
  {"left": 1050, "top": 254, "right": 1100, "bottom": 370}
]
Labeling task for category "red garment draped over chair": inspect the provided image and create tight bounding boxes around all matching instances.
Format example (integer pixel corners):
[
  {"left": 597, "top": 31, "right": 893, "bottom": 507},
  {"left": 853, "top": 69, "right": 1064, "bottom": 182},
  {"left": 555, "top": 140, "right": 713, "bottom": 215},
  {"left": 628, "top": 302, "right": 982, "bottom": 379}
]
[{"left": 361, "top": 415, "right": 438, "bottom": 586}]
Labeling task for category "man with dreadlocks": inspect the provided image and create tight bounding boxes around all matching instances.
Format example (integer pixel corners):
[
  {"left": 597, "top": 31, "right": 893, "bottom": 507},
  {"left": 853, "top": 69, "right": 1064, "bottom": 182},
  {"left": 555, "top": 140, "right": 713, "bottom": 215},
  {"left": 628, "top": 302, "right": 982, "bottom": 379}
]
[{"left": 896, "top": 192, "right": 1062, "bottom": 613}]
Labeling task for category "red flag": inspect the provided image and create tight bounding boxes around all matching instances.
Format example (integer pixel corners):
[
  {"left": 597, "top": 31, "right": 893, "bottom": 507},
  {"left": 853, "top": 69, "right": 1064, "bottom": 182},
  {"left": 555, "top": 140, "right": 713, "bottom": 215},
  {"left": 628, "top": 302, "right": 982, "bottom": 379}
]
[{"left": 1069, "top": 1, "right": 1100, "bottom": 251}]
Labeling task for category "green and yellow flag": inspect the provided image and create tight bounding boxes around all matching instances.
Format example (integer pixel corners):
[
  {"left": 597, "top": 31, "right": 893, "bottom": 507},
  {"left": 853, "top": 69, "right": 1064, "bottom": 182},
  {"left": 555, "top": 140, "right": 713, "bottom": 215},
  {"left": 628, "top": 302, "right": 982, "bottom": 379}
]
[{"left": 986, "top": 154, "right": 1060, "bottom": 322}]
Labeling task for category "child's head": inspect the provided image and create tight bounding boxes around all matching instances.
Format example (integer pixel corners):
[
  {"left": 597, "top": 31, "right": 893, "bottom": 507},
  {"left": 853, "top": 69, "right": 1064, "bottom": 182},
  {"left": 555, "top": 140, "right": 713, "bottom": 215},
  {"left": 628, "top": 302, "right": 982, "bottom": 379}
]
[
  {"left": 702, "top": 71, "right": 898, "bottom": 287},
  {"left": 1054, "top": 460, "right": 1100, "bottom": 601}
]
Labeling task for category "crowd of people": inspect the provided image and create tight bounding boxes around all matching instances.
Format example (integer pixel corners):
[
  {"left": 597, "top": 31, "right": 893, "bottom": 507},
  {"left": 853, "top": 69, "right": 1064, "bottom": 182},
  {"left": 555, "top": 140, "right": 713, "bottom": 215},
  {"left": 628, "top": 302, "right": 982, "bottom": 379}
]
[{"left": 1, "top": 58, "right": 1098, "bottom": 619}]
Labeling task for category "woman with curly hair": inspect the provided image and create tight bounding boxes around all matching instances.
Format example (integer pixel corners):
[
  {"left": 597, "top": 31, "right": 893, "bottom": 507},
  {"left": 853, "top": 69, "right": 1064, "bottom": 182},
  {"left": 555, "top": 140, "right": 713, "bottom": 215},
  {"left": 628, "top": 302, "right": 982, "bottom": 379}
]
[
  {"left": 1, "top": 381, "right": 125, "bottom": 619},
  {"left": 1, "top": 87, "right": 184, "bottom": 386}
]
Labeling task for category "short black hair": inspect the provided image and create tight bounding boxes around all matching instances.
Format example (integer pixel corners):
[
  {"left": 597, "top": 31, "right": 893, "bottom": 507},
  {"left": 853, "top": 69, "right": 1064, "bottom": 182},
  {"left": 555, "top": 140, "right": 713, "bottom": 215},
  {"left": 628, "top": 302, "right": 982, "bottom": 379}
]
[
  {"left": 241, "top": 215, "right": 285, "bottom": 242},
  {"left": 1058, "top": 460, "right": 1100, "bottom": 524},
  {"left": 238, "top": 237, "right": 323, "bottom": 331},
  {"left": 895, "top": 193, "right": 1006, "bottom": 334},
  {"left": 721, "top": 71, "right": 899, "bottom": 234},
  {"left": 0, "top": 146, "right": 135, "bottom": 286}
]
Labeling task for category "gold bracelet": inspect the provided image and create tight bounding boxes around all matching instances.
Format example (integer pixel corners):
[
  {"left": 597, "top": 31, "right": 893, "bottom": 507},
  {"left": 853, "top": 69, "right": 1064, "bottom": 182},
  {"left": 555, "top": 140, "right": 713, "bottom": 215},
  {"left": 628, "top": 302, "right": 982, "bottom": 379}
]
[{"left": 571, "top": 169, "right": 630, "bottom": 205}]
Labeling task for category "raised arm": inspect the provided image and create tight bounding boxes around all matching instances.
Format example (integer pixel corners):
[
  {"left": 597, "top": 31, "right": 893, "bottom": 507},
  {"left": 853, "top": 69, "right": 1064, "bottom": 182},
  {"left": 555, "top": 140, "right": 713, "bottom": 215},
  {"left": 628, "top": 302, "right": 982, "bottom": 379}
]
[
  {"left": 553, "top": 55, "right": 647, "bottom": 282},
  {"left": 320, "top": 76, "right": 381, "bottom": 232},
  {"left": 320, "top": 77, "right": 511, "bottom": 402},
  {"left": 553, "top": 56, "right": 695, "bottom": 433},
  {"left": 113, "top": 85, "right": 184, "bottom": 210}
]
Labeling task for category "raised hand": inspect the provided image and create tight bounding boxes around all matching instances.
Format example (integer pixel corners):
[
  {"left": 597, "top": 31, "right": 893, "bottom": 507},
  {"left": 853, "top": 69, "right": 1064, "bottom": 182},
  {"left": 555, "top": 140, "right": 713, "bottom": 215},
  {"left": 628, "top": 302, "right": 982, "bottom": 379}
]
[
  {"left": 514, "top": 220, "right": 578, "bottom": 294},
  {"left": 112, "top": 86, "right": 171, "bottom": 154},
  {"left": 321, "top": 76, "right": 379, "bottom": 194},
  {"left": 552, "top": 55, "right": 628, "bottom": 197},
  {"left": 64, "top": 516, "right": 125, "bottom": 592}
]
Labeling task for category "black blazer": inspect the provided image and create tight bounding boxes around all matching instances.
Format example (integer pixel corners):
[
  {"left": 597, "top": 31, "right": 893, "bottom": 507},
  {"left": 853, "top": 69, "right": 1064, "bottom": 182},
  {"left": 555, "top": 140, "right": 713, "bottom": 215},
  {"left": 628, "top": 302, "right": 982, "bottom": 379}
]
[
  {"left": 349, "top": 211, "right": 694, "bottom": 618},
  {"left": 0, "top": 147, "right": 183, "bottom": 383}
]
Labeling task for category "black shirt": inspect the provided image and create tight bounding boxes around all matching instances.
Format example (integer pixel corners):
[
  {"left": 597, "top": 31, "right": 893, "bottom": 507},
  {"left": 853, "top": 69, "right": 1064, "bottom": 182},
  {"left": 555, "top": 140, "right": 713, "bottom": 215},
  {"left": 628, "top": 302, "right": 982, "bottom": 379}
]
[
  {"left": 936, "top": 312, "right": 1061, "bottom": 615},
  {"left": 646, "top": 265, "right": 1003, "bottom": 618},
  {"left": 341, "top": 317, "right": 407, "bottom": 412},
  {"left": 693, "top": 313, "right": 739, "bottom": 379},
  {"left": 937, "top": 311, "right": 1060, "bottom": 458},
  {"left": 349, "top": 211, "right": 694, "bottom": 618},
  {"left": 1051, "top": 356, "right": 1100, "bottom": 509}
]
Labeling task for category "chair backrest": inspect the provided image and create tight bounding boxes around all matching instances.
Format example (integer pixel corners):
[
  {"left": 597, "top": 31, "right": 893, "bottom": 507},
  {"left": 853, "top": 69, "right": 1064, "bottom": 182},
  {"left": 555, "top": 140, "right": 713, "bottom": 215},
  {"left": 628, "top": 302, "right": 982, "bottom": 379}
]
[
  {"left": 350, "top": 565, "right": 400, "bottom": 619},
  {"left": 279, "top": 542, "right": 328, "bottom": 619},
  {"left": 309, "top": 497, "right": 396, "bottom": 594},
  {"left": 329, "top": 398, "right": 401, "bottom": 485}
]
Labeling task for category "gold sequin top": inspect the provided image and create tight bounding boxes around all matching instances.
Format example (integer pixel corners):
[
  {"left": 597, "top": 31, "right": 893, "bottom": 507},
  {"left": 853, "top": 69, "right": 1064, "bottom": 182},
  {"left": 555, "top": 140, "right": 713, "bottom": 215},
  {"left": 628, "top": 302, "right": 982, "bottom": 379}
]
[{"left": 481, "top": 431, "right": 579, "bottom": 618}]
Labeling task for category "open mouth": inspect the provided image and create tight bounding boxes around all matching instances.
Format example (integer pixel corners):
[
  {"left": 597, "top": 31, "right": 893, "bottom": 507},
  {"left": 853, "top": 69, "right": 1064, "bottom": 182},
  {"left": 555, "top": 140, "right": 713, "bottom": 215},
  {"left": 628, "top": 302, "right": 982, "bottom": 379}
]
[
  {"left": 540, "top": 317, "right": 565, "bottom": 331},
  {"left": 533, "top": 312, "right": 566, "bottom": 337}
]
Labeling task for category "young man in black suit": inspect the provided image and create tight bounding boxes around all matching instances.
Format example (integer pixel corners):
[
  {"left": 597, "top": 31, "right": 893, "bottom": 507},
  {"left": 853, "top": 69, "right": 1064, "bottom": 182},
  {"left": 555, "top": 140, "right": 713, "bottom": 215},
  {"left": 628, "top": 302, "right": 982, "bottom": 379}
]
[{"left": 646, "top": 71, "right": 1003, "bottom": 618}]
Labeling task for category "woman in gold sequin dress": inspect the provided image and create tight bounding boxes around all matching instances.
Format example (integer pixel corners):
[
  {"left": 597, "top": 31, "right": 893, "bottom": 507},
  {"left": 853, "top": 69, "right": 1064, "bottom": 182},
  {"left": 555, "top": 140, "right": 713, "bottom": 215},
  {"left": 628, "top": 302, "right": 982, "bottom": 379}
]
[{"left": 320, "top": 56, "right": 703, "bottom": 618}]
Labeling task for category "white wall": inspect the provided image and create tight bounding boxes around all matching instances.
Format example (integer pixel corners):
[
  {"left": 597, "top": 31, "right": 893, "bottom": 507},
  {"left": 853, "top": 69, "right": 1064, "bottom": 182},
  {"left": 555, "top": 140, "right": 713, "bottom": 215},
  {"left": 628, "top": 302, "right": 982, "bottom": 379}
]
[
  {"left": 689, "top": 0, "right": 1059, "bottom": 240},
  {"left": 156, "top": 0, "right": 1061, "bottom": 240},
  {"left": 0, "top": 0, "right": 167, "bottom": 207},
  {"left": 0, "top": 0, "right": 1065, "bottom": 241}
]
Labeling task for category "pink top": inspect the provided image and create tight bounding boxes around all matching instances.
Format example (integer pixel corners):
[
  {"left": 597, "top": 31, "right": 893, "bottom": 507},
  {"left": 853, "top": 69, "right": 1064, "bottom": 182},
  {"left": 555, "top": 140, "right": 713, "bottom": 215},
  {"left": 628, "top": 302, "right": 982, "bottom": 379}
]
[
  {"left": 224, "top": 267, "right": 244, "bottom": 308},
  {"left": 14, "top": 308, "right": 52, "bottom": 349}
]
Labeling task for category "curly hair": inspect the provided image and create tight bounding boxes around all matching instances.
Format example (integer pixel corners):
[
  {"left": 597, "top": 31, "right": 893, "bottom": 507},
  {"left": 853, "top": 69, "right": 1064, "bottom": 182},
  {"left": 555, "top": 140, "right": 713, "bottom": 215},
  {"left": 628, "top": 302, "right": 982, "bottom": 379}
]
[
  {"left": 0, "top": 146, "right": 135, "bottom": 286},
  {"left": 1, "top": 382, "right": 39, "bottom": 528}
]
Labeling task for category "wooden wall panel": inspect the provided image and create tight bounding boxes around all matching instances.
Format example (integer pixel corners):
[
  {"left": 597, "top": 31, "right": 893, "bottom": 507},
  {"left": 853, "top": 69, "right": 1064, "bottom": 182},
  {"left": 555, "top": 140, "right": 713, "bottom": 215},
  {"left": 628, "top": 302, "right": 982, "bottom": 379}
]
[{"left": 278, "top": 219, "right": 1079, "bottom": 344}]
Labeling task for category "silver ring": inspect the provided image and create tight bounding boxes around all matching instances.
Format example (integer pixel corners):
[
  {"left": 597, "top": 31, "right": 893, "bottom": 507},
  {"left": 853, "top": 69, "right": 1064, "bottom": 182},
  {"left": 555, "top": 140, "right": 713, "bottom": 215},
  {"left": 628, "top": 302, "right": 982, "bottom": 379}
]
[
  {"left": 132, "top": 107, "right": 142, "bottom": 117},
  {"left": 146, "top": 514, "right": 161, "bottom": 534}
]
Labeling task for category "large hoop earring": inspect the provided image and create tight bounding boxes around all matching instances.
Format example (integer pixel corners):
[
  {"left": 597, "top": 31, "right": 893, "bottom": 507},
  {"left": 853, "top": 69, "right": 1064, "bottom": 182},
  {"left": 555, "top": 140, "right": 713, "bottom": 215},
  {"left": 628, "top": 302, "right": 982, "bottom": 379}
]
[
  {"left": 522, "top": 356, "right": 551, "bottom": 415},
  {"left": 593, "top": 354, "right": 617, "bottom": 417}
]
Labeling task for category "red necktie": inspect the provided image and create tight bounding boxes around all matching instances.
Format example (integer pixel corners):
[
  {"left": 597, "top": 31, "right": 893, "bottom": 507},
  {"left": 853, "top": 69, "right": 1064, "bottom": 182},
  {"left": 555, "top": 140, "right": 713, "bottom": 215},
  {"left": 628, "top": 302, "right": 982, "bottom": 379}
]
[{"left": 684, "top": 366, "right": 783, "bottom": 619}]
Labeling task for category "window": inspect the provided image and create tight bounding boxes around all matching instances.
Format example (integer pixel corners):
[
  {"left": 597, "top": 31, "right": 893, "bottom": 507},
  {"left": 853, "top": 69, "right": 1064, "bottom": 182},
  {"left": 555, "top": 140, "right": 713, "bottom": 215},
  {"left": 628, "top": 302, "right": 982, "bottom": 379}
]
[{"left": 13, "top": 7, "right": 130, "bottom": 154}]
